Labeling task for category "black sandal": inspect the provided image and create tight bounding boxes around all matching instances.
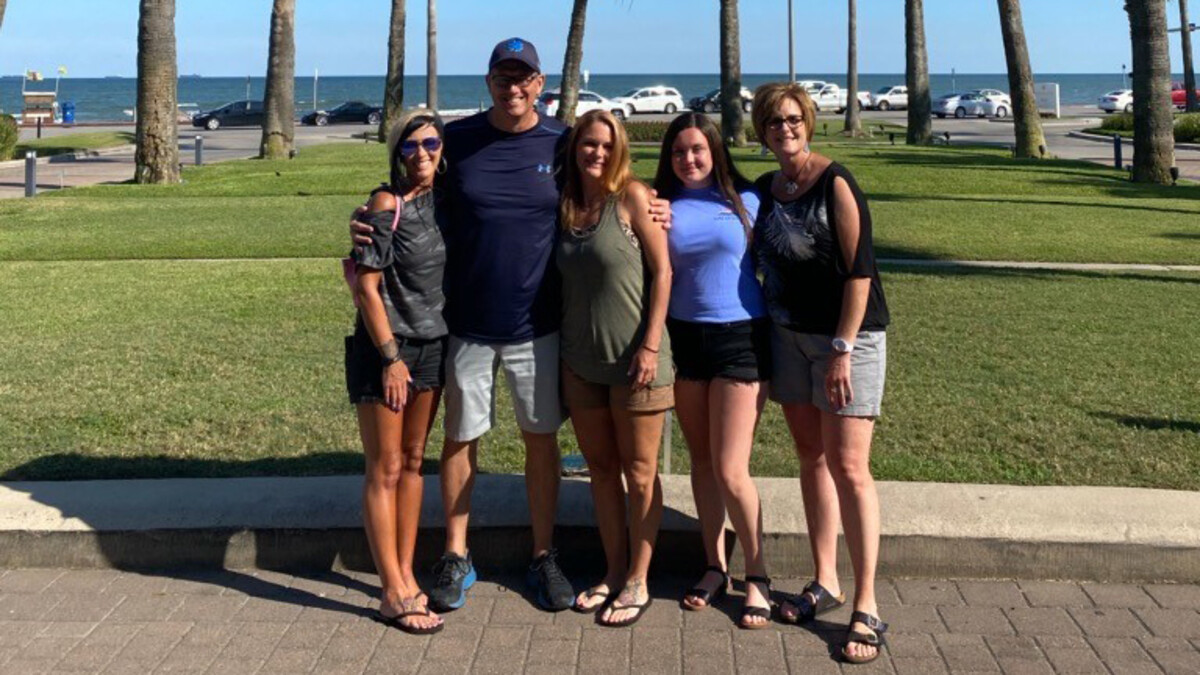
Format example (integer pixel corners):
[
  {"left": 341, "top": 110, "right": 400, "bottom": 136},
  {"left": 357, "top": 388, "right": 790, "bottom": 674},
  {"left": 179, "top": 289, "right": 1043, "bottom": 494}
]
[
  {"left": 599, "top": 596, "right": 653, "bottom": 628},
  {"left": 572, "top": 585, "right": 611, "bottom": 614},
  {"left": 842, "top": 610, "right": 888, "bottom": 664},
  {"left": 739, "top": 575, "right": 773, "bottom": 630},
  {"left": 781, "top": 580, "right": 846, "bottom": 624},
  {"left": 373, "top": 593, "right": 444, "bottom": 635},
  {"left": 681, "top": 565, "right": 728, "bottom": 611}
]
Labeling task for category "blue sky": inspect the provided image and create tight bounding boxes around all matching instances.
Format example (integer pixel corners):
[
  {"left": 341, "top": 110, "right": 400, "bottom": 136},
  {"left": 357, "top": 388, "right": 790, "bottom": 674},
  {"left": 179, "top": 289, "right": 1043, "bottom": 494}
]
[{"left": 0, "top": 1, "right": 1183, "bottom": 77}]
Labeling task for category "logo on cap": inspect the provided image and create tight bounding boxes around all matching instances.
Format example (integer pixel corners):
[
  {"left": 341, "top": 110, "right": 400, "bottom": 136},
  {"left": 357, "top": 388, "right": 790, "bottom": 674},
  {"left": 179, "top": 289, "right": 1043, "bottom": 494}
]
[{"left": 506, "top": 39, "right": 525, "bottom": 53}]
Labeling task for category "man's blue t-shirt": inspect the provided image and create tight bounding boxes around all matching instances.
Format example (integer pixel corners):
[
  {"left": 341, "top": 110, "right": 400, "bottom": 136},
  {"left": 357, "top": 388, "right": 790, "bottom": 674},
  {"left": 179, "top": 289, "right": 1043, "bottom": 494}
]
[
  {"left": 440, "top": 112, "right": 568, "bottom": 343},
  {"left": 667, "top": 186, "right": 767, "bottom": 323}
]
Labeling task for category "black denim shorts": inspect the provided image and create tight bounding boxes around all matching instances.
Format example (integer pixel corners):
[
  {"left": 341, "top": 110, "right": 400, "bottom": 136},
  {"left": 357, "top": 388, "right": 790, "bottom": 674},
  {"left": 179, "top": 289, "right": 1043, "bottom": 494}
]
[
  {"left": 666, "top": 317, "right": 772, "bottom": 382},
  {"left": 345, "top": 323, "right": 447, "bottom": 404}
]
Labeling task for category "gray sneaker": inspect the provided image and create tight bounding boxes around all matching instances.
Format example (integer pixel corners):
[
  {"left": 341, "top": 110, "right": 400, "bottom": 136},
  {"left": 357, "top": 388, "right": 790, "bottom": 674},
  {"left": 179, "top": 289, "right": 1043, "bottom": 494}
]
[
  {"left": 428, "top": 552, "right": 476, "bottom": 612},
  {"left": 526, "top": 549, "right": 574, "bottom": 612}
]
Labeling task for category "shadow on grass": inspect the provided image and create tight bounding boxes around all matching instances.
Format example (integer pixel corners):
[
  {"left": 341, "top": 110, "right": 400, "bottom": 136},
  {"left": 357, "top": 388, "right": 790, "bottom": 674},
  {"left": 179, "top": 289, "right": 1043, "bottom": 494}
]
[
  {"left": 879, "top": 262, "right": 1200, "bottom": 286},
  {"left": 1090, "top": 412, "right": 1200, "bottom": 434},
  {"left": 871, "top": 191, "right": 1200, "bottom": 218},
  {"left": 1163, "top": 232, "right": 1200, "bottom": 240}
]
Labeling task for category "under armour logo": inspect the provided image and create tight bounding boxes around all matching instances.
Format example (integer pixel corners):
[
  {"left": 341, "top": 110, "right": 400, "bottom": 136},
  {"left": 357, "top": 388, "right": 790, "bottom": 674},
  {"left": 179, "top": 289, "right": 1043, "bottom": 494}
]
[
  {"left": 537, "top": 163, "right": 553, "bottom": 174},
  {"left": 507, "top": 39, "right": 525, "bottom": 52}
]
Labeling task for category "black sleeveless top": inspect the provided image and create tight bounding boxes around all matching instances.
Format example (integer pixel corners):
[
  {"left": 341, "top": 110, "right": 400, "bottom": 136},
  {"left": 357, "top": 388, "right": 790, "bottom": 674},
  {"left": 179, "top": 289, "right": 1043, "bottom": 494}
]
[{"left": 752, "top": 162, "right": 889, "bottom": 334}]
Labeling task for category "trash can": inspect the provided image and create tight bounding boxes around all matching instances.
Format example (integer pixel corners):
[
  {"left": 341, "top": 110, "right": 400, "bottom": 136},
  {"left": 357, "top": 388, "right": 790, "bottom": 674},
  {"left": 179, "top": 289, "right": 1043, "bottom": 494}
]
[{"left": 61, "top": 102, "right": 76, "bottom": 125}]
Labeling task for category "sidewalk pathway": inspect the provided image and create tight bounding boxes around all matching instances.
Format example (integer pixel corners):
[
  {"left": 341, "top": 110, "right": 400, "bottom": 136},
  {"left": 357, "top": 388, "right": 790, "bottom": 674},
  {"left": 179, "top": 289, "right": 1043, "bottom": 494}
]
[{"left": 1, "top": 569, "right": 1197, "bottom": 674}]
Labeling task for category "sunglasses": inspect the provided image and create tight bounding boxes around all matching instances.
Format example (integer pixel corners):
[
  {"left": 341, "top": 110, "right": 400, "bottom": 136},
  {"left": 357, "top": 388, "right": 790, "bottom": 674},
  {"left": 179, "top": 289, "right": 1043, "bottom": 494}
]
[
  {"left": 490, "top": 72, "right": 540, "bottom": 89},
  {"left": 399, "top": 137, "right": 443, "bottom": 157},
  {"left": 766, "top": 115, "right": 806, "bottom": 131}
]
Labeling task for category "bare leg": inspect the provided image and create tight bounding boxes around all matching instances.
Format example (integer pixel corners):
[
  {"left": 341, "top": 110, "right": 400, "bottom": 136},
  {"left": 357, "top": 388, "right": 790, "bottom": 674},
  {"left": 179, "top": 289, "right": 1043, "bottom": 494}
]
[
  {"left": 778, "top": 402, "right": 843, "bottom": 621},
  {"left": 675, "top": 380, "right": 728, "bottom": 609},
  {"left": 440, "top": 436, "right": 478, "bottom": 557},
  {"left": 522, "top": 430, "right": 561, "bottom": 557},
  {"left": 823, "top": 413, "right": 881, "bottom": 661},
  {"left": 569, "top": 406, "right": 626, "bottom": 610},
  {"left": 395, "top": 389, "right": 441, "bottom": 590},
  {"left": 602, "top": 407, "right": 665, "bottom": 625},
  {"left": 707, "top": 378, "right": 770, "bottom": 627}
]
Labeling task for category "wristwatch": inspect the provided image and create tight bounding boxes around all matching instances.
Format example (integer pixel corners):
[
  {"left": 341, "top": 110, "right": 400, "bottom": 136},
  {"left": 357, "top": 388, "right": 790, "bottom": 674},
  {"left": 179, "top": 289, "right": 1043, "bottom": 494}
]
[{"left": 831, "top": 337, "right": 855, "bottom": 355}]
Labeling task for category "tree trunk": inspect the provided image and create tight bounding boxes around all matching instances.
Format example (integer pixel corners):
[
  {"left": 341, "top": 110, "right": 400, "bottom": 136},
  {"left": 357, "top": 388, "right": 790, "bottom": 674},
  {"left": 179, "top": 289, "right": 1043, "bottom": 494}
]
[
  {"left": 1181, "top": 0, "right": 1197, "bottom": 112},
  {"left": 1126, "top": 0, "right": 1175, "bottom": 183},
  {"left": 259, "top": 0, "right": 295, "bottom": 160},
  {"left": 996, "top": 0, "right": 1047, "bottom": 158},
  {"left": 905, "top": 0, "right": 933, "bottom": 144},
  {"left": 719, "top": 0, "right": 746, "bottom": 146},
  {"left": 843, "top": 0, "right": 863, "bottom": 135},
  {"left": 427, "top": 0, "right": 437, "bottom": 110},
  {"left": 0, "top": 1, "right": 8, "bottom": 32},
  {"left": 382, "top": 0, "right": 406, "bottom": 140},
  {"left": 134, "top": 0, "right": 179, "bottom": 184},
  {"left": 557, "top": 0, "right": 588, "bottom": 125}
]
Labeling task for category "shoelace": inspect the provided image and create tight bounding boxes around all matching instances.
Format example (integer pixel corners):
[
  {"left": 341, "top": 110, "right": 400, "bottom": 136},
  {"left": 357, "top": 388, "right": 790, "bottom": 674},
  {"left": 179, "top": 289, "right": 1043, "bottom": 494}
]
[
  {"left": 536, "top": 550, "right": 568, "bottom": 587},
  {"left": 433, "top": 556, "right": 463, "bottom": 587}
]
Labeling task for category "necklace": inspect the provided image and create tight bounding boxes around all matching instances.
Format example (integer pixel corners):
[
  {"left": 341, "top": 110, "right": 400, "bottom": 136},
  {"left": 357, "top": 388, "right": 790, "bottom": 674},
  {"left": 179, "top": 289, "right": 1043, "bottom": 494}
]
[{"left": 782, "top": 151, "right": 815, "bottom": 196}]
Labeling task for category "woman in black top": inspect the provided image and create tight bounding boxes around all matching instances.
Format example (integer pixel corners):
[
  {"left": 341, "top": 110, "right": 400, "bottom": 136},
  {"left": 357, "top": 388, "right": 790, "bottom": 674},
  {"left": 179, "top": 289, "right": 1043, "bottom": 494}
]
[
  {"left": 750, "top": 82, "right": 890, "bottom": 664},
  {"left": 345, "top": 111, "right": 449, "bottom": 635}
]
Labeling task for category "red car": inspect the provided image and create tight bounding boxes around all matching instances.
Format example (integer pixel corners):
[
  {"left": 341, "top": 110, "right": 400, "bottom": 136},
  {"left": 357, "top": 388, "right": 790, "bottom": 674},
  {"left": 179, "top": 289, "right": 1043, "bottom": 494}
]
[{"left": 1172, "top": 82, "right": 1200, "bottom": 109}]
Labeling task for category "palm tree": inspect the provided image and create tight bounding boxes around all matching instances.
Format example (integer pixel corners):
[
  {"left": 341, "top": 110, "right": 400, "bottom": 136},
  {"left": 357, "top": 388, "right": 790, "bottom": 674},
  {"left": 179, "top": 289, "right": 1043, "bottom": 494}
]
[
  {"left": 1179, "top": 0, "right": 1197, "bottom": 112},
  {"left": 382, "top": 0, "right": 407, "bottom": 140},
  {"left": 0, "top": 1, "right": 8, "bottom": 32},
  {"left": 843, "top": 0, "right": 863, "bottom": 136},
  {"left": 134, "top": 0, "right": 179, "bottom": 184},
  {"left": 259, "top": 0, "right": 295, "bottom": 160},
  {"left": 557, "top": 0, "right": 589, "bottom": 125},
  {"left": 996, "top": 0, "right": 1046, "bottom": 158},
  {"left": 1126, "top": 0, "right": 1175, "bottom": 184},
  {"left": 719, "top": 0, "right": 746, "bottom": 146},
  {"left": 427, "top": 0, "right": 438, "bottom": 110},
  {"left": 905, "top": 0, "right": 933, "bottom": 144}
]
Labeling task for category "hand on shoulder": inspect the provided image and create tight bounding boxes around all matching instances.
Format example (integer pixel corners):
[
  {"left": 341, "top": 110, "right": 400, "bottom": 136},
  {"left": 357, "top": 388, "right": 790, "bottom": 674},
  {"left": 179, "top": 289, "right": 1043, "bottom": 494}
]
[{"left": 367, "top": 188, "right": 399, "bottom": 214}]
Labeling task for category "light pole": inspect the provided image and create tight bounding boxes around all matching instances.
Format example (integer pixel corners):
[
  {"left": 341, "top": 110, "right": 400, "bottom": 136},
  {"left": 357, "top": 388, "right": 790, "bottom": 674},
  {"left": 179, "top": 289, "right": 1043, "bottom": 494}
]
[
  {"left": 788, "top": 0, "right": 795, "bottom": 82},
  {"left": 1121, "top": 63, "right": 1127, "bottom": 90}
]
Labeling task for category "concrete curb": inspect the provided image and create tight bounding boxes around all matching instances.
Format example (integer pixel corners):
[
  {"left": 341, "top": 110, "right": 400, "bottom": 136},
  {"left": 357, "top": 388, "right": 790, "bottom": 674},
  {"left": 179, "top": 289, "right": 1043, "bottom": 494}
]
[
  {"left": 1067, "top": 130, "right": 1200, "bottom": 152},
  {"left": 1, "top": 475, "right": 1196, "bottom": 582}
]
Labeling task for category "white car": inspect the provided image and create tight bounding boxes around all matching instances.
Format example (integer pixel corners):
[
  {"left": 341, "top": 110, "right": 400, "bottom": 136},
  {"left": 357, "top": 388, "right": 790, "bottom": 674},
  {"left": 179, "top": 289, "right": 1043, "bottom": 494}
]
[
  {"left": 797, "top": 80, "right": 830, "bottom": 95},
  {"left": 611, "top": 86, "right": 685, "bottom": 116},
  {"left": 1097, "top": 89, "right": 1134, "bottom": 114},
  {"left": 934, "top": 92, "right": 1009, "bottom": 118},
  {"left": 869, "top": 85, "right": 908, "bottom": 111},
  {"left": 811, "top": 84, "right": 850, "bottom": 112},
  {"left": 537, "top": 89, "right": 626, "bottom": 119}
]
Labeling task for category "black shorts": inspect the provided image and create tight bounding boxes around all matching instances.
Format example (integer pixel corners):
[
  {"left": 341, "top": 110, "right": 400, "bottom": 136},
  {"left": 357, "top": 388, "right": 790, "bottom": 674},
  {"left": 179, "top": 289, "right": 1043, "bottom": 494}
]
[
  {"left": 345, "top": 323, "right": 447, "bottom": 404},
  {"left": 666, "top": 317, "right": 772, "bottom": 382}
]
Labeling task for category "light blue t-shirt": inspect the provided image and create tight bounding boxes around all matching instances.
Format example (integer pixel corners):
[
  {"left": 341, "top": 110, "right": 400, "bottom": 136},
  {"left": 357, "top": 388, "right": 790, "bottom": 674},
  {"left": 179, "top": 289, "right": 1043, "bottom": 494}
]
[{"left": 667, "top": 186, "right": 767, "bottom": 323}]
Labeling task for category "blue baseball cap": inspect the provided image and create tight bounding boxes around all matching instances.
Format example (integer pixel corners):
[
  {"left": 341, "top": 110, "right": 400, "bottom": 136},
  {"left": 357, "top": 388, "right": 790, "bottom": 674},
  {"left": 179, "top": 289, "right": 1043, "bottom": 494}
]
[{"left": 488, "top": 37, "right": 541, "bottom": 73}]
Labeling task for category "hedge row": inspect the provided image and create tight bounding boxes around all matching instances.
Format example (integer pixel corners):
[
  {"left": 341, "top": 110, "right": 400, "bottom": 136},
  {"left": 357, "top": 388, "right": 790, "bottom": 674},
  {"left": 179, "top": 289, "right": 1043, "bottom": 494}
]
[
  {"left": 0, "top": 115, "right": 18, "bottom": 161},
  {"left": 1098, "top": 112, "right": 1200, "bottom": 143}
]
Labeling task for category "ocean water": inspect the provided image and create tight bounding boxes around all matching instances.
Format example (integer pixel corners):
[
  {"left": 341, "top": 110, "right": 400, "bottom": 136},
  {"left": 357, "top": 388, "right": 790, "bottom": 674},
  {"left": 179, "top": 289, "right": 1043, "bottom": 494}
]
[{"left": 1, "top": 73, "right": 1138, "bottom": 123}]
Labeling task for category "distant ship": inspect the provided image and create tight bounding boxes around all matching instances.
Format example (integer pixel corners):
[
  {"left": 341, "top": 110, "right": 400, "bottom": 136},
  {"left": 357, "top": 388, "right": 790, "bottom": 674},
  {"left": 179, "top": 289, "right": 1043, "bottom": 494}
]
[
  {"left": 104, "top": 75, "right": 124, "bottom": 79},
  {"left": 181, "top": 74, "right": 203, "bottom": 79}
]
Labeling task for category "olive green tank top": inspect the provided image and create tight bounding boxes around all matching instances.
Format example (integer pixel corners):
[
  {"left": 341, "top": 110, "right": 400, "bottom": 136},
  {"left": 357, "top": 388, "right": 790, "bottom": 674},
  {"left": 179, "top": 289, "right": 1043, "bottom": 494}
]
[{"left": 556, "top": 195, "right": 673, "bottom": 387}]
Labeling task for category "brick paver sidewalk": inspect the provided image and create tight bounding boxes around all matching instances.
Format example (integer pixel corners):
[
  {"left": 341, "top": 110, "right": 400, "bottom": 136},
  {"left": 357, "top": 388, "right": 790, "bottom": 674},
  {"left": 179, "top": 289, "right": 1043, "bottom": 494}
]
[{"left": 1, "top": 569, "right": 1198, "bottom": 674}]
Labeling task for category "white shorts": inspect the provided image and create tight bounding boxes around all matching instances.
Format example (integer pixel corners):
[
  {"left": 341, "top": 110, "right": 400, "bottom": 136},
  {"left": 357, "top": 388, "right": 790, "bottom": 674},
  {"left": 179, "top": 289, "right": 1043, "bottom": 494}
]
[{"left": 443, "top": 333, "right": 565, "bottom": 442}]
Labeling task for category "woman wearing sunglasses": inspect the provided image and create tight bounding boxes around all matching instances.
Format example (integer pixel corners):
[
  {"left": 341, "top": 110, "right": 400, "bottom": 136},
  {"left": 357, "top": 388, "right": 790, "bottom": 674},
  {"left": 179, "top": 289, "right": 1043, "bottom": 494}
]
[
  {"left": 345, "top": 110, "right": 449, "bottom": 635},
  {"left": 750, "top": 83, "right": 891, "bottom": 664}
]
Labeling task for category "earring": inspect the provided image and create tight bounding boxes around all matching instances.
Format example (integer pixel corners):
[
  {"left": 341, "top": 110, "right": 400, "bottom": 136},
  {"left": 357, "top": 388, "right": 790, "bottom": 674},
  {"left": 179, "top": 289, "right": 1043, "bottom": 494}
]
[{"left": 437, "top": 156, "right": 448, "bottom": 175}]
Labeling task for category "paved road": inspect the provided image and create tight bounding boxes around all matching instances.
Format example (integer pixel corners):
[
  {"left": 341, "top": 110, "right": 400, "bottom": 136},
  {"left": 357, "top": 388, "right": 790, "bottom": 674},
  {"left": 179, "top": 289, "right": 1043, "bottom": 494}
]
[{"left": 1, "top": 569, "right": 1197, "bottom": 674}]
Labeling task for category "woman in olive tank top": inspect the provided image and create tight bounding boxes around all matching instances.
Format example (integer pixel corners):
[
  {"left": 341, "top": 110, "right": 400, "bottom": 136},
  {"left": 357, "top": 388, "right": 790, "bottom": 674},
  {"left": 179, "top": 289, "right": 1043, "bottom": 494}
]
[{"left": 557, "top": 110, "right": 673, "bottom": 628}]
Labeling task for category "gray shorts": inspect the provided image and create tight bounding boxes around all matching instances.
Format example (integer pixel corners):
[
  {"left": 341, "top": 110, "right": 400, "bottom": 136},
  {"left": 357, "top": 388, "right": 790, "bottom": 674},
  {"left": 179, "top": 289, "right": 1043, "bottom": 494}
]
[
  {"left": 769, "top": 327, "right": 887, "bottom": 417},
  {"left": 443, "top": 333, "right": 565, "bottom": 442}
]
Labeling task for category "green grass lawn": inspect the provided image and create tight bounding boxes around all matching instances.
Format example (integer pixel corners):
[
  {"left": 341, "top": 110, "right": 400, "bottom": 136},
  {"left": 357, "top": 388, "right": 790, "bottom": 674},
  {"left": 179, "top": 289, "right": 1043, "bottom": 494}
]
[
  {"left": 0, "top": 140, "right": 1197, "bottom": 486},
  {"left": 15, "top": 131, "right": 135, "bottom": 157}
]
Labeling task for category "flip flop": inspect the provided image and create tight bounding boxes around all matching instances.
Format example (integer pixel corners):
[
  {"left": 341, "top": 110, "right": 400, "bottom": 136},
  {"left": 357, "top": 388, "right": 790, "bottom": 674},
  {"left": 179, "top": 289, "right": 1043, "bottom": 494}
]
[
  {"left": 841, "top": 610, "right": 889, "bottom": 664},
  {"left": 572, "top": 586, "right": 611, "bottom": 614},
  {"left": 599, "top": 596, "right": 653, "bottom": 628},
  {"left": 781, "top": 580, "right": 846, "bottom": 624},
  {"left": 682, "top": 565, "right": 729, "bottom": 611},
  {"left": 373, "top": 593, "right": 445, "bottom": 635}
]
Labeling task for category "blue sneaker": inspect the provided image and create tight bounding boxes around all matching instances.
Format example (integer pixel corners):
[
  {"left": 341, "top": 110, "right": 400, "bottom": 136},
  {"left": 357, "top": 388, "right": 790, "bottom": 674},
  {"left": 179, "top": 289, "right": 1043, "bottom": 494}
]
[
  {"left": 428, "top": 552, "right": 476, "bottom": 612},
  {"left": 526, "top": 549, "right": 574, "bottom": 612}
]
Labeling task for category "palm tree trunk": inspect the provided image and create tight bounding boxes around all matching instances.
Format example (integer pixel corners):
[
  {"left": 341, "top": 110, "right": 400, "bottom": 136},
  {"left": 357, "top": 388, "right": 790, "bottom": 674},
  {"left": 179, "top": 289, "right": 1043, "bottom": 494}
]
[
  {"left": 134, "top": 0, "right": 179, "bottom": 184},
  {"left": 426, "top": 0, "right": 437, "bottom": 110},
  {"left": 843, "top": 0, "right": 863, "bottom": 135},
  {"left": 996, "top": 0, "right": 1046, "bottom": 158},
  {"left": 259, "top": 0, "right": 295, "bottom": 160},
  {"left": 905, "top": 0, "right": 933, "bottom": 144},
  {"left": 0, "top": 1, "right": 8, "bottom": 32},
  {"left": 557, "top": 0, "right": 588, "bottom": 125},
  {"left": 382, "top": 0, "right": 406, "bottom": 140},
  {"left": 1181, "top": 0, "right": 1197, "bottom": 112},
  {"left": 1126, "top": 0, "right": 1175, "bottom": 183},
  {"left": 719, "top": 0, "right": 746, "bottom": 146}
]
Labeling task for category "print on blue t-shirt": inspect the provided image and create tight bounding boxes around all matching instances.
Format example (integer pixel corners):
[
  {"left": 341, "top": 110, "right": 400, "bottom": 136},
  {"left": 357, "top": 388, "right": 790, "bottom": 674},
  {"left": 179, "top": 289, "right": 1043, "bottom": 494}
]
[
  {"left": 667, "top": 187, "right": 767, "bottom": 323},
  {"left": 439, "top": 112, "right": 569, "bottom": 343}
]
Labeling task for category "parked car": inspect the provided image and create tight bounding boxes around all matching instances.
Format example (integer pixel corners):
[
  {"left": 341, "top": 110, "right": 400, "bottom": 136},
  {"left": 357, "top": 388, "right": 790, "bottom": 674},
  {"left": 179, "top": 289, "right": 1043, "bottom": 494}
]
[
  {"left": 612, "top": 86, "right": 685, "bottom": 116},
  {"left": 811, "top": 84, "right": 851, "bottom": 113},
  {"left": 1171, "top": 82, "right": 1200, "bottom": 109},
  {"left": 1097, "top": 89, "right": 1134, "bottom": 114},
  {"left": 934, "top": 92, "right": 1009, "bottom": 118},
  {"left": 796, "top": 80, "right": 830, "bottom": 95},
  {"left": 869, "top": 85, "right": 908, "bottom": 111},
  {"left": 301, "top": 101, "right": 382, "bottom": 126},
  {"left": 536, "top": 89, "right": 626, "bottom": 119},
  {"left": 688, "top": 87, "right": 754, "bottom": 113},
  {"left": 191, "top": 100, "right": 264, "bottom": 130}
]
